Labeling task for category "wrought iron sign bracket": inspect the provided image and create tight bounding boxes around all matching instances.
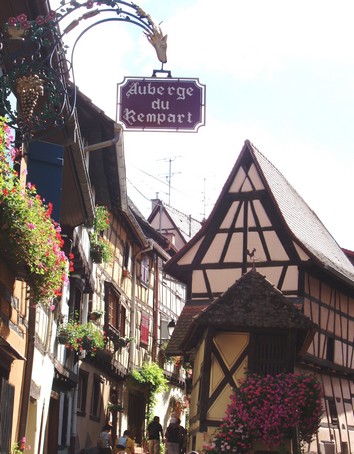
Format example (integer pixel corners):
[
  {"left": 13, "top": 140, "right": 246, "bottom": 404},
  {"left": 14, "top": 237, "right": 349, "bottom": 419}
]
[{"left": 0, "top": 0, "right": 168, "bottom": 139}]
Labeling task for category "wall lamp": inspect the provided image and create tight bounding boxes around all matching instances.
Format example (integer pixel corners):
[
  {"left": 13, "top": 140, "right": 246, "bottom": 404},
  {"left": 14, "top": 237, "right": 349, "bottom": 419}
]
[
  {"left": 167, "top": 319, "right": 176, "bottom": 338},
  {"left": 158, "top": 319, "right": 176, "bottom": 347}
]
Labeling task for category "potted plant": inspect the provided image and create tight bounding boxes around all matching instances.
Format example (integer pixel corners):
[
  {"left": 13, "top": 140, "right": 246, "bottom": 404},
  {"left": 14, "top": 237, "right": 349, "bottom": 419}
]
[
  {"left": 114, "top": 337, "right": 133, "bottom": 348},
  {"left": 57, "top": 319, "right": 105, "bottom": 356},
  {"left": 90, "top": 236, "right": 113, "bottom": 263},
  {"left": 89, "top": 309, "right": 104, "bottom": 321},
  {"left": 107, "top": 403, "right": 124, "bottom": 412},
  {"left": 89, "top": 206, "right": 113, "bottom": 264},
  {"left": 113, "top": 336, "right": 134, "bottom": 350}
]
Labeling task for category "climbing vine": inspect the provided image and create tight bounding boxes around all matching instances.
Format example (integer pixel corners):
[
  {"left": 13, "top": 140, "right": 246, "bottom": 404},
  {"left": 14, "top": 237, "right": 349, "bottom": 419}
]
[{"left": 131, "top": 362, "right": 168, "bottom": 423}]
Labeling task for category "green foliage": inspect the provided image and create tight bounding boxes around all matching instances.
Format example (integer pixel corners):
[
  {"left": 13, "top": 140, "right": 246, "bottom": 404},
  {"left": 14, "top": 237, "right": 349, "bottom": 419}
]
[
  {"left": 0, "top": 117, "right": 68, "bottom": 304},
  {"left": 132, "top": 362, "right": 168, "bottom": 422},
  {"left": 93, "top": 205, "right": 110, "bottom": 232},
  {"left": 11, "top": 442, "right": 24, "bottom": 454},
  {"left": 89, "top": 205, "right": 113, "bottom": 263}
]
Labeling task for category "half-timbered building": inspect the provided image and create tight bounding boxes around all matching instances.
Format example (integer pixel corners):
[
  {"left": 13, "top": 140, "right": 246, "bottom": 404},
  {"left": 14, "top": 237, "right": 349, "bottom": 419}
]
[
  {"left": 165, "top": 140, "right": 354, "bottom": 454},
  {"left": 148, "top": 199, "right": 202, "bottom": 252}
]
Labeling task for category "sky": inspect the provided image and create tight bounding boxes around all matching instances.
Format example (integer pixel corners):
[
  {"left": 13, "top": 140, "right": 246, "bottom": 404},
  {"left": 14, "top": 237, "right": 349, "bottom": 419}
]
[{"left": 55, "top": 0, "right": 354, "bottom": 250}]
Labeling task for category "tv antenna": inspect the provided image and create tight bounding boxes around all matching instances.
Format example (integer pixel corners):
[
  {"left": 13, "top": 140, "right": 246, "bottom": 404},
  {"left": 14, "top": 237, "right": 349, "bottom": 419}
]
[{"left": 158, "top": 156, "right": 181, "bottom": 205}]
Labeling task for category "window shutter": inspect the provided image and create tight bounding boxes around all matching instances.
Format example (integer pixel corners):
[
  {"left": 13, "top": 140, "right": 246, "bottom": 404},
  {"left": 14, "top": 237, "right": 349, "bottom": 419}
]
[
  {"left": 27, "top": 141, "right": 64, "bottom": 223},
  {"left": 140, "top": 312, "right": 149, "bottom": 346}
]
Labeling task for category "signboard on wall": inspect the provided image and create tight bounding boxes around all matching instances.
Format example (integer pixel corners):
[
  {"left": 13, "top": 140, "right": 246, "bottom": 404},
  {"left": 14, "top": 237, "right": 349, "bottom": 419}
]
[{"left": 117, "top": 77, "right": 206, "bottom": 132}]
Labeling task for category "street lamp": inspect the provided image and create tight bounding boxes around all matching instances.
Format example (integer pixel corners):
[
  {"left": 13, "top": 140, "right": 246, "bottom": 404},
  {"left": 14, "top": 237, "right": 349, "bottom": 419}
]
[{"left": 167, "top": 319, "right": 176, "bottom": 338}]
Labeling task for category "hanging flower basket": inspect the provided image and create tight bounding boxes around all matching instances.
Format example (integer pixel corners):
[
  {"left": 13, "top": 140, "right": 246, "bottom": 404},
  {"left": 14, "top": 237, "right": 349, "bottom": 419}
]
[
  {"left": 113, "top": 336, "right": 133, "bottom": 350},
  {"left": 89, "top": 206, "right": 113, "bottom": 264},
  {"left": 89, "top": 310, "right": 104, "bottom": 321},
  {"left": 0, "top": 117, "right": 68, "bottom": 304},
  {"left": 58, "top": 319, "right": 105, "bottom": 356},
  {"left": 90, "top": 245, "right": 103, "bottom": 264}
]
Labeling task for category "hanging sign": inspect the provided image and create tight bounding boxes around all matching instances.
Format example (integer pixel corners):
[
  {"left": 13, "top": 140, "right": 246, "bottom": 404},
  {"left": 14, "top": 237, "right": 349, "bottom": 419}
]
[{"left": 117, "top": 77, "right": 206, "bottom": 132}]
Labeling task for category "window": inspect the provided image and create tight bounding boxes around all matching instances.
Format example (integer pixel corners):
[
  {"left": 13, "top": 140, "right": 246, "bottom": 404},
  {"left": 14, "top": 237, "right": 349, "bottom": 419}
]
[
  {"left": 60, "top": 394, "right": 69, "bottom": 446},
  {"left": 77, "top": 370, "right": 88, "bottom": 414},
  {"left": 123, "top": 242, "right": 131, "bottom": 271},
  {"left": 120, "top": 305, "right": 126, "bottom": 337},
  {"left": 249, "top": 333, "right": 288, "bottom": 375},
  {"left": 327, "top": 398, "right": 338, "bottom": 426},
  {"left": 91, "top": 375, "right": 103, "bottom": 419},
  {"left": 105, "top": 283, "right": 126, "bottom": 334},
  {"left": 326, "top": 336, "right": 334, "bottom": 362},
  {"left": 140, "top": 255, "right": 150, "bottom": 285},
  {"left": 140, "top": 312, "right": 149, "bottom": 347},
  {"left": 73, "top": 285, "right": 83, "bottom": 318}
]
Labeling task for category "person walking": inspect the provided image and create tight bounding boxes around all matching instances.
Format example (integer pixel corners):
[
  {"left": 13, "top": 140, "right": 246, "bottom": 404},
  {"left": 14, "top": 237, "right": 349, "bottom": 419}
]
[
  {"left": 176, "top": 418, "right": 187, "bottom": 454},
  {"left": 165, "top": 417, "right": 181, "bottom": 454},
  {"left": 97, "top": 424, "right": 113, "bottom": 454},
  {"left": 147, "top": 416, "right": 164, "bottom": 454}
]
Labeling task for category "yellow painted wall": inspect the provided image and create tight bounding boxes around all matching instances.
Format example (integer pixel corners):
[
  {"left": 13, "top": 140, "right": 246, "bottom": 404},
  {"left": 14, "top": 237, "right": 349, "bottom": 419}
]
[{"left": 189, "top": 332, "right": 249, "bottom": 452}]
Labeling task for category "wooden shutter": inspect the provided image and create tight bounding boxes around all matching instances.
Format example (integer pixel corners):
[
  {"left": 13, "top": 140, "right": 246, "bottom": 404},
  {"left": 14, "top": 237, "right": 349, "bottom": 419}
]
[
  {"left": 249, "top": 333, "right": 287, "bottom": 375},
  {"left": 0, "top": 378, "right": 14, "bottom": 454},
  {"left": 140, "top": 312, "right": 149, "bottom": 346},
  {"left": 27, "top": 141, "right": 64, "bottom": 223}
]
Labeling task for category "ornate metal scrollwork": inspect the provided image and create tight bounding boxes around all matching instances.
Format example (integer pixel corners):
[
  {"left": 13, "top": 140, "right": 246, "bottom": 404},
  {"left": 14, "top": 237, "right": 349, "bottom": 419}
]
[{"left": 0, "top": 1, "right": 167, "bottom": 138}]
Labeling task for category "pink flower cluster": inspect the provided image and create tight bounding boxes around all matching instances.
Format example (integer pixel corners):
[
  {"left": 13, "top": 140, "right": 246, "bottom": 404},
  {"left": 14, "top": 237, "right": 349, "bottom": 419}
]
[
  {"left": 203, "top": 373, "right": 323, "bottom": 454},
  {"left": 0, "top": 117, "right": 69, "bottom": 303},
  {"left": 6, "top": 11, "right": 56, "bottom": 30}
]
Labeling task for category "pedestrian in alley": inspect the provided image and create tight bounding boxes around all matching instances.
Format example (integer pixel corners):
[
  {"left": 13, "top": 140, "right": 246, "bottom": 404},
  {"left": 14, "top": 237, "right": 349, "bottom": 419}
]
[
  {"left": 165, "top": 417, "right": 181, "bottom": 454},
  {"left": 147, "top": 416, "right": 164, "bottom": 454},
  {"left": 116, "top": 429, "right": 135, "bottom": 454},
  {"left": 176, "top": 418, "right": 187, "bottom": 454},
  {"left": 97, "top": 424, "right": 113, "bottom": 454}
]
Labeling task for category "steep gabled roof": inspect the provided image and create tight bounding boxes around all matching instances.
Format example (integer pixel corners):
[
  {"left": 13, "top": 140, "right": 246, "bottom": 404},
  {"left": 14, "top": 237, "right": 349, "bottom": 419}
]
[
  {"left": 166, "top": 269, "right": 316, "bottom": 355},
  {"left": 195, "top": 269, "right": 314, "bottom": 330},
  {"left": 164, "top": 139, "right": 353, "bottom": 355},
  {"left": 165, "top": 140, "right": 354, "bottom": 285},
  {"left": 250, "top": 141, "right": 354, "bottom": 283},
  {"left": 148, "top": 199, "right": 202, "bottom": 245},
  {"left": 343, "top": 248, "right": 354, "bottom": 266},
  {"left": 128, "top": 198, "right": 175, "bottom": 258},
  {"left": 166, "top": 302, "right": 208, "bottom": 356}
]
